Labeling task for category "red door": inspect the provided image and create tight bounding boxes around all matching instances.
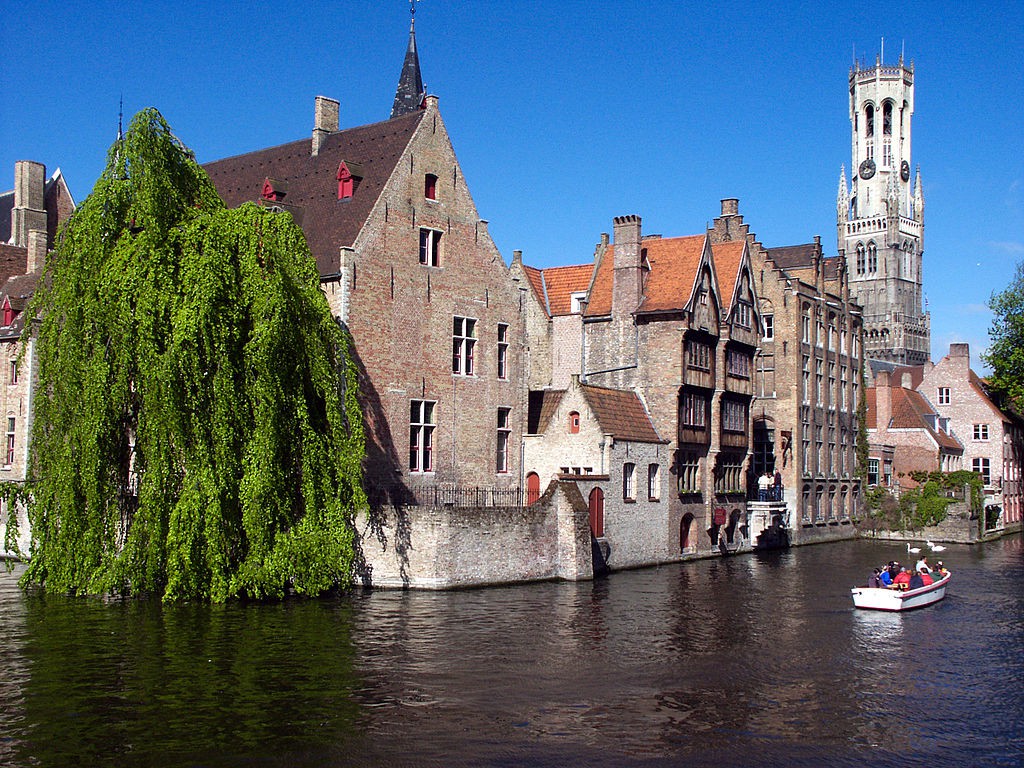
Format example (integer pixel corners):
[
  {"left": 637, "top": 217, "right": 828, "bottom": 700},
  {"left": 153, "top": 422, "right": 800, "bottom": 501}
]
[
  {"left": 588, "top": 488, "right": 605, "bottom": 537},
  {"left": 526, "top": 472, "right": 540, "bottom": 505}
]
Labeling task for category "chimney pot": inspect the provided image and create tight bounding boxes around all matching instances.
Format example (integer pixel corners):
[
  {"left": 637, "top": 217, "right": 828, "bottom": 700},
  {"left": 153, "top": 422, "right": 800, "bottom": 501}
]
[{"left": 721, "top": 198, "right": 739, "bottom": 216}]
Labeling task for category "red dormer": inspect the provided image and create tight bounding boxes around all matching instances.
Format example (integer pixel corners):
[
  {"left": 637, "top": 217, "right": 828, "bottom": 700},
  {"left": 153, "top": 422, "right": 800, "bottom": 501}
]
[
  {"left": 1, "top": 297, "right": 14, "bottom": 328},
  {"left": 261, "top": 178, "right": 287, "bottom": 202},
  {"left": 337, "top": 161, "right": 364, "bottom": 200}
]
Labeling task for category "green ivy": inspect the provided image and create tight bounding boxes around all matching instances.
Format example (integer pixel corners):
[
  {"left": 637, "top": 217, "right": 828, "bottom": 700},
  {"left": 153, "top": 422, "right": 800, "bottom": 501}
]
[{"left": 7, "top": 108, "right": 366, "bottom": 601}]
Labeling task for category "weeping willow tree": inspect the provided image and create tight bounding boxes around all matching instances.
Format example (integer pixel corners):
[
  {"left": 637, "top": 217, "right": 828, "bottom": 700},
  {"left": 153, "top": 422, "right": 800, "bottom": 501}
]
[{"left": 12, "top": 108, "right": 367, "bottom": 601}]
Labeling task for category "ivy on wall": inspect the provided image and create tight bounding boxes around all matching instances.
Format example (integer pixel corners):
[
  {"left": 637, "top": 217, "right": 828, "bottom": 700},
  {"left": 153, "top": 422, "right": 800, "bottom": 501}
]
[{"left": 5, "top": 108, "right": 366, "bottom": 601}]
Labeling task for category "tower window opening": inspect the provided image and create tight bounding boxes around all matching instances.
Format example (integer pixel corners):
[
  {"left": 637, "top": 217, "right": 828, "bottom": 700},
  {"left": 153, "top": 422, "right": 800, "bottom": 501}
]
[
  {"left": 883, "top": 101, "right": 893, "bottom": 135},
  {"left": 865, "top": 104, "right": 874, "bottom": 138},
  {"left": 856, "top": 243, "right": 866, "bottom": 275},
  {"left": 868, "top": 242, "right": 878, "bottom": 273}
]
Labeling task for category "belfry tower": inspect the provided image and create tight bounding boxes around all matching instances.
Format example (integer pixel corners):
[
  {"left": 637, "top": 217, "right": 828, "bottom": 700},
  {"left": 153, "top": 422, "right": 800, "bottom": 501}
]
[{"left": 837, "top": 50, "right": 929, "bottom": 370}]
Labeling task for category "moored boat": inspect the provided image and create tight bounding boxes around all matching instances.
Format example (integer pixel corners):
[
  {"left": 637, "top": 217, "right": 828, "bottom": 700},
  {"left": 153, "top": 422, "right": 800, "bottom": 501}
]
[{"left": 850, "top": 571, "right": 951, "bottom": 611}]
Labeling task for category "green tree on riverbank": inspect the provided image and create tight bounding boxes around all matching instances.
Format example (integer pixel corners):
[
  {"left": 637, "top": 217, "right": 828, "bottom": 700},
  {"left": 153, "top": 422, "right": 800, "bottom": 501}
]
[
  {"left": 985, "top": 261, "right": 1024, "bottom": 410},
  {"left": 5, "top": 108, "right": 366, "bottom": 601}
]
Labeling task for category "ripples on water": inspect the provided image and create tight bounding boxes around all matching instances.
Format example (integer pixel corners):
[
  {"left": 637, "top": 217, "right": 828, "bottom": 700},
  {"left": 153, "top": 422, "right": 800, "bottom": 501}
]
[{"left": 0, "top": 538, "right": 1022, "bottom": 767}]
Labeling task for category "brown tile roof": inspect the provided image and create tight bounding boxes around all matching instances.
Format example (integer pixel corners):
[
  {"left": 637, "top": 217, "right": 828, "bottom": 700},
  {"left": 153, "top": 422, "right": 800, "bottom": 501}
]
[
  {"left": 868, "top": 385, "right": 962, "bottom": 452},
  {"left": 636, "top": 235, "right": 706, "bottom": 314},
  {"left": 969, "top": 369, "right": 1011, "bottom": 423},
  {"left": 866, "top": 387, "right": 877, "bottom": 429},
  {"left": 580, "top": 384, "right": 664, "bottom": 443},
  {"left": 764, "top": 243, "right": 817, "bottom": 268},
  {"left": 887, "top": 364, "right": 926, "bottom": 390},
  {"left": 522, "top": 265, "right": 547, "bottom": 312},
  {"left": 0, "top": 244, "right": 27, "bottom": 290},
  {"left": 204, "top": 111, "right": 424, "bottom": 275},
  {"left": 711, "top": 240, "right": 745, "bottom": 307}
]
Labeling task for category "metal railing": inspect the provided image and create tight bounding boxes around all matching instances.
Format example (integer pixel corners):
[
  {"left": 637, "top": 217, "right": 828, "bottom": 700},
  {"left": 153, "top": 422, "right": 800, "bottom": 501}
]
[{"left": 416, "top": 486, "right": 526, "bottom": 508}]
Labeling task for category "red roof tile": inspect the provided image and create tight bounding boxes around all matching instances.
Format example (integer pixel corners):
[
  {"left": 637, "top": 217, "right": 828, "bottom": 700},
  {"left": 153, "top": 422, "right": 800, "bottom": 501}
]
[
  {"left": 580, "top": 384, "right": 664, "bottom": 443},
  {"left": 711, "top": 240, "right": 745, "bottom": 307},
  {"left": 542, "top": 264, "right": 594, "bottom": 316},
  {"left": 636, "top": 235, "right": 706, "bottom": 314}
]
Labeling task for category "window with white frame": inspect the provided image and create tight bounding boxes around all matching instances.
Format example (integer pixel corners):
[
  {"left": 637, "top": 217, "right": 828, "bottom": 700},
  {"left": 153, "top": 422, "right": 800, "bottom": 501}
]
[
  {"left": 409, "top": 400, "right": 435, "bottom": 473},
  {"left": 452, "top": 316, "right": 477, "bottom": 375},
  {"left": 496, "top": 407, "right": 511, "bottom": 473},
  {"left": 623, "top": 462, "right": 636, "bottom": 501},
  {"left": 419, "top": 227, "right": 442, "bottom": 267},
  {"left": 973, "top": 457, "right": 991, "bottom": 486},
  {"left": 496, "top": 323, "right": 509, "bottom": 380},
  {"left": 802, "top": 310, "right": 811, "bottom": 343},
  {"left": 647, "top": 464, "right": 660, "bottom": 501},
  {"left": 570, "top": 291, "right": 587, "bottom": 314},
  {"left": 937, "top": 387, "right": 951, "bottom": 405},
  {"left": 802, "top": 356, "right": 810, "bottom": 404},
  {"left": 973, "top": 423, "right": 989, "bottom": 441},
  {"left": 815, "top": 359, "right": 823, "bottom": 405},
  {"left": 762, "top": 313, "right": 774, "bottom": 341}
]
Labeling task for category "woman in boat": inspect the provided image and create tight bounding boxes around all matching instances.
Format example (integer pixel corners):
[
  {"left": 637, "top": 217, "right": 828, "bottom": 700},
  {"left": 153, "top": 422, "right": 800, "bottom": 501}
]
[
  {"left": 893, "top": 567, "right": 912, "bottom": 589},
  {"left": 919, "top": 569, "right": 934, "bottom": 586},
  {"left": 868, "top": 568, "right": 882, "bottom": 588},
  {"left": 908, "top": 569, "right": 925, "bottom": 589},
  {"left": 878, "top": 566, "right": 894, "bottom": 587},
  {"left": 934, "top": 560, "right": 948, "bottom": 578}
]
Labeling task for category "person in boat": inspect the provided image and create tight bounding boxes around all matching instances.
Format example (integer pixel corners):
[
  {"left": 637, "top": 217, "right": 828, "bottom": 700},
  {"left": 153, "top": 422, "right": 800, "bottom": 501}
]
[
  {"left": 887, "top": 561, "right": 901, "bottom": 581},
  {"left": 915, "top": 555, "right": 932, "bottom": 573},
  {"left": 919, "top": 569, "right": 934, "bottom": 586},
  {"left": 868, "top": 568, "right": 883, "bottom": 588},
  {"left": 893, "top": 567, "right": 912, "bottom": 589},
  {"left": 909, "top": 569, "right": 925, "bottom": 589},
  {"left": 878, "top": 566, "right": 894, "bottom": 587}
]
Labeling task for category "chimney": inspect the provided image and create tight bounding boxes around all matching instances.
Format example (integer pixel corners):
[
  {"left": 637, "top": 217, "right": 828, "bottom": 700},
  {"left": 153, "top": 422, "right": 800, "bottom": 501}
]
[
  {"left": 27, "top": 229, "right": 47, "bottom": 273},
  {"left": 875, "top": 370, "right": 891, "bottom": 431},
  {"left": 12, "top": 161, "right": 47, "bottom": 247},
  {"left": 312, "top": 96, "right": 340, "bottom": 156},
  {"left": 948, "top": 343, "right": 971, "bottom": 375},
  {"left": 611, "top": 215, "right": 642, "bottom": 317},
  {"left": 721, "top": 198, "right": 739, "bottom": 217},
  {"left": 512, "top": 249, "right": 522, "bottom": 266}
]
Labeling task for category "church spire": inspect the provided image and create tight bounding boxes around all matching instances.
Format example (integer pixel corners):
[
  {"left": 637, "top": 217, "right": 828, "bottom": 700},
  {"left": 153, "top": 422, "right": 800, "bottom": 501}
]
[
  {"left": 390, "top": 0, "right": 425, "bottom": 119},
  {"left": 836, "top": 165, "right": 849, "bottom": 222}
]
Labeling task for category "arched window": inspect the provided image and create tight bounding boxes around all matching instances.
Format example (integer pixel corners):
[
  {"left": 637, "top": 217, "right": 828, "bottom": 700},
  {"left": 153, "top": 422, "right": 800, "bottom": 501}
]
[
  {"left": 865, "top": 104, "right": 874, "bottom": 137},
  {"left": 883, "top": 101, "right": 893, "bottom": 135},
  {"left": 588, "top": 488, "right": 604, "bottom": 537},
  {"left": 568, "top": 411, "right": 580, "bottom": 434},
  {"left": 856, "top": 242, "right": 866, "bottom": 275},
  {"left": 526, "top": 472, "right": 540, "bottom": 505},
  {"left": 867, "top": 242, "right": 878, "bottom": 273}
]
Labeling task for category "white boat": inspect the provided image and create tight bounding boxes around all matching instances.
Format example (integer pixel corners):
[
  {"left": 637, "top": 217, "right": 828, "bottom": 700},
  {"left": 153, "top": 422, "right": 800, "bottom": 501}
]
[{"left": 850, "top": 571, "right": 951, "bottom": 611}]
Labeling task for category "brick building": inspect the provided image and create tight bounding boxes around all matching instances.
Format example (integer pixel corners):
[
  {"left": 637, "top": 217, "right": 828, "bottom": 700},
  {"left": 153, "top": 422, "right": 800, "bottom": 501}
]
[
  {"left": 866, "top": 370, "right": 963, "bottom": 488},
  {"left": 516, "top": 211, "right": 762, "bottom": 561},
  {"left": 204, "top": 23, "right": 526, "bottom": 511},
  {"left": 887, "top": 344, "right": 1024, "bottom": 530},
  {"left": 709, "top": 200, "right": 864, "bottom": 542},
  {"left": 0, "top": 161, "right": 75, "bottom": 555}
]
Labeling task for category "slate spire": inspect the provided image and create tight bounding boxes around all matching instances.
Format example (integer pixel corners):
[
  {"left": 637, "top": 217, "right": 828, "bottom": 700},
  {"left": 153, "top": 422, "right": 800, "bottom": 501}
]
[{"left": 390, "top": 1, "right": 425, "bottom": 119}]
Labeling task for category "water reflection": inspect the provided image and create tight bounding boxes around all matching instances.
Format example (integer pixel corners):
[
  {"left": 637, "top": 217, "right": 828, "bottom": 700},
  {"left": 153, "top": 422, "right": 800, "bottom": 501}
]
[{"left": 1, "top": 537, "right": 1022, "bottom": 767}]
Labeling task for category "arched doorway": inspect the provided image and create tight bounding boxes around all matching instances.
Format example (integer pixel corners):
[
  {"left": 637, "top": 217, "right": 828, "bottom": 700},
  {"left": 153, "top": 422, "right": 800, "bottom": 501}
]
[
  {"left": 588, "top": 487, "right": 604, "bottom": 538},
  {"left": 680, "top": 513, "right": 694, "bottom": 551},
  {"left": 526, "top": 472, "right": 540, "bottom": 505}
]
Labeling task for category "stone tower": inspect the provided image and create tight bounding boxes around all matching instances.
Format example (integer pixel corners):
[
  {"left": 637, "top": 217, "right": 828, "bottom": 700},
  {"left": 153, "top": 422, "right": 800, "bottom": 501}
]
[{"left": 837, "top": 50, "right": 929, "bottom": 370}]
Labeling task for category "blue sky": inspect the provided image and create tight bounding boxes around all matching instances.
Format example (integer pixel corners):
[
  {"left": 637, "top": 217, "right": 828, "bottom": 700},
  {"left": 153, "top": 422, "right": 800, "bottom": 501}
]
[{"left": 2, "top": 1, "right": 1021, "bottom": 371}]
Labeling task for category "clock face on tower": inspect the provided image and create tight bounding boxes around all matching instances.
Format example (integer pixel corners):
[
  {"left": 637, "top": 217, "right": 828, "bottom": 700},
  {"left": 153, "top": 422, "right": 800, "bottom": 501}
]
[
  {"left": 901, "top": 160, "right": 910, "bottom": 181},
  {"left": 859, "top": 159, "right": 876, "bottom": 180}
]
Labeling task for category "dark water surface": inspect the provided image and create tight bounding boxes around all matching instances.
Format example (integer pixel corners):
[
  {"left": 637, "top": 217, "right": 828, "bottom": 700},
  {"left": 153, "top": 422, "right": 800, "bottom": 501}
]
[{"left": 1, "top": 537, "right": 1022, "bottom": 767}]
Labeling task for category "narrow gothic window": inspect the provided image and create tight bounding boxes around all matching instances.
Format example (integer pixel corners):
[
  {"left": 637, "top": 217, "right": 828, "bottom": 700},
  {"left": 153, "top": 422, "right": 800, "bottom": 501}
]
[
  {"left": 409, "top": 400, "right": 436, "bottom": 473},
  {"left": 868, "top": 242, "right": 878, "bottom": 273},
  {"left": 865, "top": 104, "right": 874, "bottom": 137},
  {"left": 496, "top": 408, "right": 511, "bottom": 473},
  {"left": 856, "top": 243, "right": 866, "bottom": 275},
  {"left": 419, "top": 228, "right": 442, "bottom": 267},
  {"left": 424, "top": 173, "right": 438, "bottom": 200},
  {"left": 883, "top": 101, "right": 893, "bottom": 135}
]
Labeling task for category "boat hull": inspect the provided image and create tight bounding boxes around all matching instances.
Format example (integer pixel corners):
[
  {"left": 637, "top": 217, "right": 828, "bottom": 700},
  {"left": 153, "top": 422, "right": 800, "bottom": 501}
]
[{"left": 850, "top": 572, "right": 951, "bottom": 611}]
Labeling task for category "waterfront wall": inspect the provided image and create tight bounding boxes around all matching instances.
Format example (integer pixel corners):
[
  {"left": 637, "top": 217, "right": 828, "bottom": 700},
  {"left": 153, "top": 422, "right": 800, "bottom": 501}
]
[
  {"left": 354, "top": 480, "right": 593, "bottom": 589},
  {"left": 857, "top": 501, "right": 1013, "bottom": 544}
]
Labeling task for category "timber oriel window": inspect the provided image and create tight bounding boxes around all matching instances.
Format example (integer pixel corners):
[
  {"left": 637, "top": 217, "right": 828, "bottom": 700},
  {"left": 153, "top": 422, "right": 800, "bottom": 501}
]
[
  {"left": 727, "top": 349, "right": 751, "bottom": 379},
  {"left": 677, "top": 452, "right": 700, "bottom": 493},
  {"left": 409, "top": 400, "right": 435, "bottom": 473},
  {"left": 496, "top": 408, "right": 511, "bottom": 473},
  {"left": 680, "top": 392, "right": 707, "bottom": 428},
  {"left": 4, "top": 417, "right": 14, "bottom": 466},
  {"left": 686, "top": 339, "right": 711, "bottom": 371},
  {"left": 497, "top": 323, "right": 509, "bottom": 380},
  {"left": 452, "top": 316, "right": 477, "bottom": 375},
  {"left": 722, "top": 399, "right": 747, "bottom": 433},
  {"left": 419, "top": 228, "right": 442, "bottom": 267},
  {"left": 735, "top": 301, "right": 752, "bottom": 329}
]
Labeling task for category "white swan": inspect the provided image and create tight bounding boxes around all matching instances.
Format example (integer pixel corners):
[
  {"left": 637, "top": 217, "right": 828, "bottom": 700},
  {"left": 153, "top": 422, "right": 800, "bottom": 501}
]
[
  {"left": 907, "top": 543, "right": 921, "bottom": 554},
  {"left": 927, "top": 540, "right": 947, "bottom": 552}
]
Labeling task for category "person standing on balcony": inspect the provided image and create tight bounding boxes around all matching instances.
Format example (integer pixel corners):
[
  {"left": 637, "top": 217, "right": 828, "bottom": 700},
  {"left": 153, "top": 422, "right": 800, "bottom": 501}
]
[
  {"left": 773, "top": 468, "right": 783, "bottom": 501},
  {"left": 758, "top": 471, "right": 771, "bottom": 501}
]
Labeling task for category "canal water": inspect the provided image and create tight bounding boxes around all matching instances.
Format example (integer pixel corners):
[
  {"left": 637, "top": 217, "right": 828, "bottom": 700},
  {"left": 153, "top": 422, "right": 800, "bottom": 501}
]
[{"left": 1, "top": 537, "right": 1021, "bottom": 767}]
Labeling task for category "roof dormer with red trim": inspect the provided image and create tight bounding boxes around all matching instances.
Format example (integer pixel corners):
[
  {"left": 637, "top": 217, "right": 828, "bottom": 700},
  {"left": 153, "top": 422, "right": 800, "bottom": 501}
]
[
  {"left": 261, "top": 178, "right": 287, "bottom": 202},
  {"left": 337, "top": 161, "right": 364, "bottom": 200}
]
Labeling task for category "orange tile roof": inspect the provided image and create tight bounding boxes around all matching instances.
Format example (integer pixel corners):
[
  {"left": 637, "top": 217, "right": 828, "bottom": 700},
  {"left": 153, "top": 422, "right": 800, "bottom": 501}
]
[
  {"left": 584, "top": 245, "right": 615, "bottom": 317},
  {"left": 543, "top": 264, "right": 594, "bottom": 316},
  {"left": 522, "top": 265, "right": 546, "bottom": 311},
  {"left": 636, "top": 235, "right": 706, "bottom": 314},
  {"left": 580, "top": 384, "right": 664, "bottom": 443},
  {"left": 868, "top": 385, "right": 963, "bottom": 452},
  {"left": 711, "top": 240, "right": 745, "bottom": 307}
]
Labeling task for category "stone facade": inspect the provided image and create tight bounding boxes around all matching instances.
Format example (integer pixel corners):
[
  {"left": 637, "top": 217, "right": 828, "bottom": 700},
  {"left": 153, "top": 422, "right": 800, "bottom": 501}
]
[{"left": 837, "top": 55, "right": 929, "bottom": 371}]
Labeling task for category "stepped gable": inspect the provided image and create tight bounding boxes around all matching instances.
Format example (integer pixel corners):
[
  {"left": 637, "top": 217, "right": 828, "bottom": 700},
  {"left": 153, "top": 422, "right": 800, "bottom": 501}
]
[
  {"left": 580, "top": 383, "right": 664, "bottom": 443},
  {"left": 204, "top": 110, "right": 424, "bottom": 276},
  {"left": 0, "top": 170, "right": 74, "bottom": 246}
]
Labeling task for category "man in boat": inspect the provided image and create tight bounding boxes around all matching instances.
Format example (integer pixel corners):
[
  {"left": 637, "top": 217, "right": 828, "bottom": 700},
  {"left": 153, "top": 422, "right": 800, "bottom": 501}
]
[
  {"left": 887, "top": 561, "right": 901, "bottom": 581},
  {"left": 915, "top": 555, "right": 932, "bottom": 573},
  {"left": 878, "top": 566, "right": 894, "bottom": 587},
  {"left": 919, "top": 569, "right": 934, "bottom": 586},
  {"left": 893, "top": 567, "right": 912, "bottom": 589},
  {"left": 868, "top": 568, "right": 883, "bottom": 588},
  {"left": 934, "top": 560, "right": 948, "bottom": 578},
  {"left": 908, "top": 570, "right": 925, "bottom": 589}
]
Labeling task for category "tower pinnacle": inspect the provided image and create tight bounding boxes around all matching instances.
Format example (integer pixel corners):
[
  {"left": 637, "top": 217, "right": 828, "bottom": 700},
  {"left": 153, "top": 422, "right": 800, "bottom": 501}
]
[{"left": 390, "top": 1, "right": 425, "bottom": 119}]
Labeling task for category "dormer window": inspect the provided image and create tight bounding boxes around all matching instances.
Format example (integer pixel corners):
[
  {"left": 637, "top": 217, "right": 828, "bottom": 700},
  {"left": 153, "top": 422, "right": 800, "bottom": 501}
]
[
  {"left": 424, "top": 173, "right": 438, "bottom": 200},
  {"left": 570, "top": 291, "right": 587, "bottom": 314},
  {"left": 1, "top": 298, "right": 13, "bottom": 328},
  {"left": 261, "top": 178, "right": 286, "bottom": 202},
  {"left": 337, "top": 161, "right": 363, "bottom": 200}
]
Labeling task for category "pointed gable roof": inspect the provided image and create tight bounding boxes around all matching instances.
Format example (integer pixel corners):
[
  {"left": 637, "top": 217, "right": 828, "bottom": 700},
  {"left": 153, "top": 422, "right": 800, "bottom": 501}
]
[
  {"left": 867, "top": 384, "right": 963, "bottom": 452},
  {"left": 636, "top": 235, "right": 707, "bottom": 314},
  {"left": 391, "top": 14, "right": 425, "bottom": 118},
  {"left": 710, "top": 240, "right": 747, "bottom": 309},
  {"left": 580, "top": 384, "right": 664, "bottom": 443},
  {"left": 204, "top": 111, "right": 424, "bottom": 275},
  {"left": 523, "top": 263, "right": 595, "bottom": 317}
]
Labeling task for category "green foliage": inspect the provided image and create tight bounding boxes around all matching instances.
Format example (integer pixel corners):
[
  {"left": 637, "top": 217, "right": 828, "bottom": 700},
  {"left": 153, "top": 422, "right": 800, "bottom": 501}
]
[
  {"left": 16, "top": 108, "right": 366, "bottom": 601},
  {"left": 984, "top": 260, "right": 1024, "bottom": 410},
  {"left": 855, "top": 367, "right": 869, "bottom": 479}
]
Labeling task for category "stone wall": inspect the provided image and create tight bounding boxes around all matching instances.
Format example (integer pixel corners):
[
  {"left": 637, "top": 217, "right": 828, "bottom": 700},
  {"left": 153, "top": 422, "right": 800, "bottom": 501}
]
[{"left": 354, "top": 480, "right": 593, "bottom": 589}]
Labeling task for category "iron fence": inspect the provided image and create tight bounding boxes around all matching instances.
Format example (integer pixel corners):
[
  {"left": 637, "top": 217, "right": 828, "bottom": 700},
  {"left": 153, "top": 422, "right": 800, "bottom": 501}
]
[{"left": 417, "top": 486, "right": 526, "bottom": 508}]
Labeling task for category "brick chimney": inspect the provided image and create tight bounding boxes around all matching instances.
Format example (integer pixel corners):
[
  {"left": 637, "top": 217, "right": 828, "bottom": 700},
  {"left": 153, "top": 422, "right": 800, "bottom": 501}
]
[
  {"left": 12, "top": 161, "right": 47, "bottom": 247},
  {"left": 27, "top": 229, "right": 47, "bottom": 273},
  {"left": 312, "top": 96, "right": 340, "bottom": 156},
  {"left": 611, "top": 215, "right": 642, "bottom": 317},
  {"left": 875, "top": 370, "right": 892, "bottom": 431}
]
